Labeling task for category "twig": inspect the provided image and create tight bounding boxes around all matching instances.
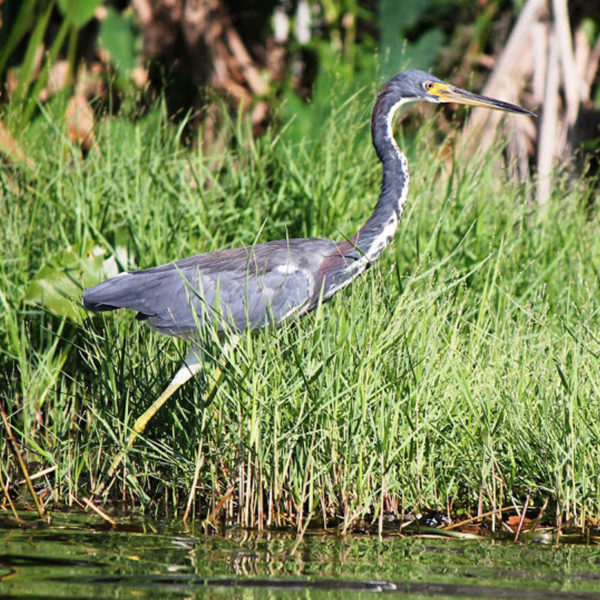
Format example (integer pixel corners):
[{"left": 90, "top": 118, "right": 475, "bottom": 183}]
[
  {"left": 0, "top": 470, "right": 22, "bottom": 523},
  {"left": 82, "top": 496, "right": 117, "bottom": 526},
  {"left": 443, "top": 507, "right": 506, "bottom": 530},
  {"left": 207, "top": 485, "right": 235, "bottom": 523},
  {"left": 224, "top": 24, "right": 268, "bottom": 95},
  {"left": 183, "top": 444, "right": 205, "bottom": 522},
  {"left": 514, "top": 494, "right": 530, "bottom": 542},
  {"left": 0, "top": 403, "right": 47, "bottom": 521},
  {"left": 528, "top": 496, "right": 549, "bottom": 534},
  {"left": 15, "top": 465, "right": 57, "bottom": 486}
]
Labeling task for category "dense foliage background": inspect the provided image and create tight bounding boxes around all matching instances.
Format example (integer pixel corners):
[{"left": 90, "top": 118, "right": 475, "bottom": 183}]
[
  {"left": 1, "top": 1, "right": 600, "bottom": 532},
  {"left": 1, "top": 1, "right": 598, "bottom": 145}
]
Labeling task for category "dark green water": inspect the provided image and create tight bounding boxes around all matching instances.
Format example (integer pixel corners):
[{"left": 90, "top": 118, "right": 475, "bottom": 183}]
[{"left": 2, "top": 512, "right": 600, "bottom": 599}]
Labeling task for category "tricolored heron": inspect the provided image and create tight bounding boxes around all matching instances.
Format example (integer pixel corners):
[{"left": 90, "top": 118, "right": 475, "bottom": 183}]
[{"left": 83, "top": 70, "right": 534, "bottom": 456}]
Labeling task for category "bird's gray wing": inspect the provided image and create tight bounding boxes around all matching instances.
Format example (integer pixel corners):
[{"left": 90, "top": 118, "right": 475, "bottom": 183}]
[{"left": 82, "top": 239, "right": 343, "bottom": 337}]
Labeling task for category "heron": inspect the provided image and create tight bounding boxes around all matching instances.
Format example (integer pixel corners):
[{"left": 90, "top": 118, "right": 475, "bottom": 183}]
[{"left": 83, "top": 70, "right": 534, "bottom": 459}]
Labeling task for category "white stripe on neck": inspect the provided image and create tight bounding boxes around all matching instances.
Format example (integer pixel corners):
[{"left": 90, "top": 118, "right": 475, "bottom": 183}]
[{"left": 323, "top": 97, "right": 411, "bottom": 300}]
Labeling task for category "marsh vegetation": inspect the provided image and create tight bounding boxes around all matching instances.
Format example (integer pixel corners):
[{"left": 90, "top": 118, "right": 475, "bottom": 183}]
[{"left": 2, "top": 86, "right": 600, "bottom": 533}]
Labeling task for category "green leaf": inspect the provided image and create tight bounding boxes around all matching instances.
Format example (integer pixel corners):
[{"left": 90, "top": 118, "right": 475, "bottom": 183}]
[
  {"left": 98, "top": 6, "right": 139, "bottom": 75},
  {"left": 378, "top": 0, "right": 442, "bottom": 80},
  {"left": 0, "top": 0, "right": 41, "bottom": 77},
  {"left": 56, "top": 0, "right": 103, "bottom": 27},
  {"left": 402, "top": 28, "right": 444, "bottom": 72},
  {"left": 380, "top": 0, "right": 433, "bottom": 33},
  {"left": 379, "top": 28, "right": 444, "bottom": 81},
  {"left": 24, "top": 241, "right": 116, "bottom": 320},
  {"left": 12, "top": 1, "right": 54, "bottom": 102}
]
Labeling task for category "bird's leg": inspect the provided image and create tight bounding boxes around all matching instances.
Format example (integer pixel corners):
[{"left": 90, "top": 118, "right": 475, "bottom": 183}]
[
  {"left": 97, "top": 335, "right": 239, "bottom": 494},
  {"left": 98, "top": 346, "right": 203, "bottom": 489},
  {"left": 126, "top": 345, "right": 204, "bottom": 449}
]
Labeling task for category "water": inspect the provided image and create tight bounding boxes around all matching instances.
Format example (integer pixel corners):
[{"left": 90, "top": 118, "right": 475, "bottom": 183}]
[{"left": 2, "top": 512, "right": 600, "bottom": 599}]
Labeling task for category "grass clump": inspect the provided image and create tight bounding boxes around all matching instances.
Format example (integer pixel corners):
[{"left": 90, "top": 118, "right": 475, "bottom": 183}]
[{"left": 1, "top": 91, "right": 600, "bottom": 530}]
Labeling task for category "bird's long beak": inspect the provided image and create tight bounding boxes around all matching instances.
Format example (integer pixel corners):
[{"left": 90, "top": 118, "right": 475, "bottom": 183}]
[{"left": 427, "top": 82, "right": 536, "bottom": 117}]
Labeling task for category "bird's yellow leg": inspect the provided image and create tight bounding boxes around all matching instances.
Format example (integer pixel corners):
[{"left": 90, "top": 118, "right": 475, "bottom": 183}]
[
  {"left": 127, "top": 348, "right": 204, "bottom": 448},
  {"left": 98, "top": 335, "right": 239, "bottom": 493}
]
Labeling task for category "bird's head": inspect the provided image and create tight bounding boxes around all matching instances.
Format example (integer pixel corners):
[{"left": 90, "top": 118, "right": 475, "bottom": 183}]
[{"left": 385, "top": 70, "right": 536, "bottom": 117}]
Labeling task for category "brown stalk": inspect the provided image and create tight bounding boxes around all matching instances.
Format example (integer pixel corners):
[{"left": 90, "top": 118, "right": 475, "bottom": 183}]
[
  {"left": 514, "top": 494, "right": 530, "bottom": 542},
  {"left": 0, "top": 470, "right": 22, "bottom": 523},
  {"left": 0, "top": 403, "right": 47, "bottom": 521},
  {"left": 81, "top": 496, "right": 116, "bottom": 526},
  {"left": 208, "top": 484, "right": 235, "bottom": 523},
  {"left": 183, "top": 444, "right": 205, "bottom": 522},
  {"left": 15, "top": 465, "right": 57, "bottom": 486},
  {"left": 443, "top": 507, "right": 504, "bottom": 531},
  {"left": 527, "top": 496, "right": 549, "bottom": 534}
]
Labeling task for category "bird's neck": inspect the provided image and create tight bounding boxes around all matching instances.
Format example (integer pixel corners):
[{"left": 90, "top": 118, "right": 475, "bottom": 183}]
[
  {"left": 351, "top": 95, "right": 410, "bottom": 262},
  {"left": 320, "top": 92, "right": 410, "bottom": 303}
]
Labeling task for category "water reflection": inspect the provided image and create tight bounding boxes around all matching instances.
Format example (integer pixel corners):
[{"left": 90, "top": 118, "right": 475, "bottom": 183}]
[{"left": 1, "top": 512, "right": 600, "bottom": 599}]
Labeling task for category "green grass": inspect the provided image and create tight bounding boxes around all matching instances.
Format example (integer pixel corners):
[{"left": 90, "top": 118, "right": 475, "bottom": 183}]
[{"left": 2, "top": 91, "right": 600, "bottom": 530}]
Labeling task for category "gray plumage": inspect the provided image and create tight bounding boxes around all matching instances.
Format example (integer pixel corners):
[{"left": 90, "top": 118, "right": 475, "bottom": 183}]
[{"left": 83, "top": 238, "right": 356, "bottom": 336}]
